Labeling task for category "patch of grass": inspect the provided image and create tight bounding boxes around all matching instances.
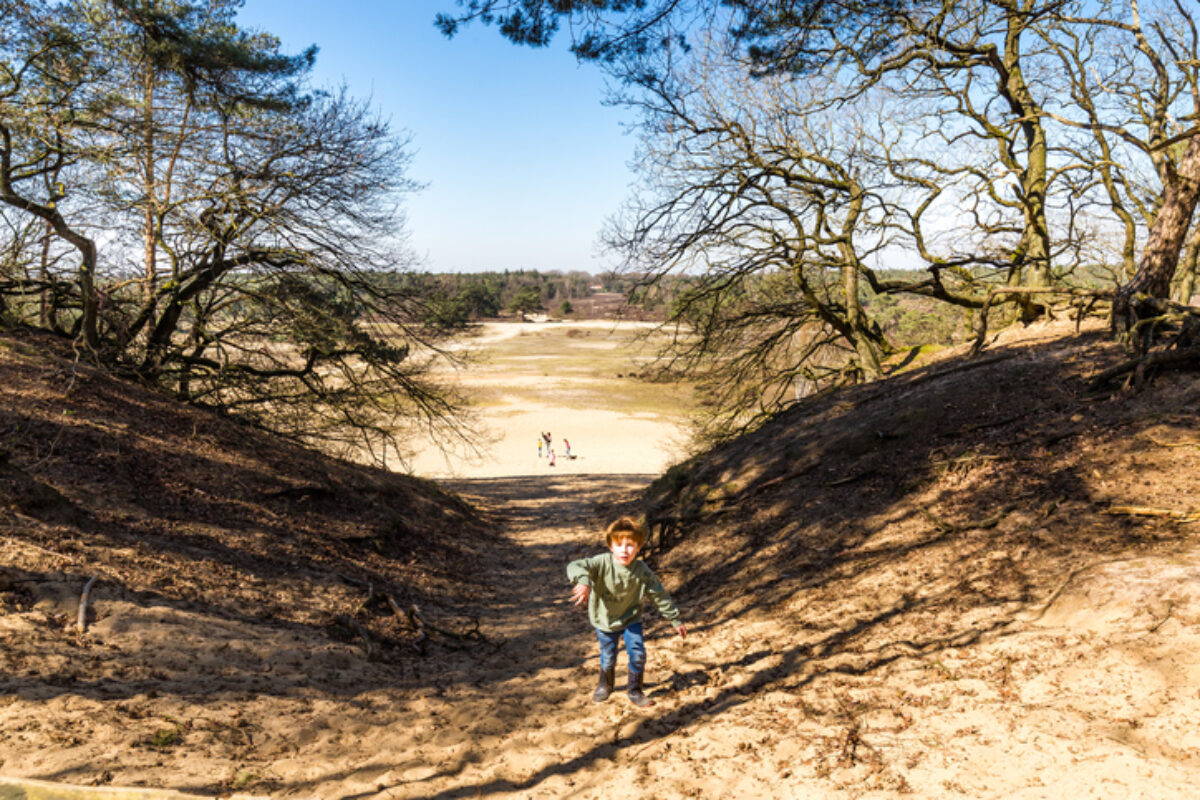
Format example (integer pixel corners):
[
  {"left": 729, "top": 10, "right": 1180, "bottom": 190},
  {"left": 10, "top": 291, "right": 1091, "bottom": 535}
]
[
  {"left": 479, "top": 327, "right": 678, "bottom": 375},
  {"left": 146, "top": 722, "right": 183, "bottom": 749},
  {"left": 467, "top": 379, "right": 692, "bottom": 417},
  {"left": 230, "top": 768, "right": 260, "bottom": 790},
  {"left": 887, "top": 343, "right": 948, "bottom": 373}
]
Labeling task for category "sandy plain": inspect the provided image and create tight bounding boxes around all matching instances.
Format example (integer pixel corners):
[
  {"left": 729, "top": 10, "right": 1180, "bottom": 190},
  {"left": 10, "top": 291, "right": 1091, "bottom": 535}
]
[{"left": 407, "top": 320, "right": 694, "bottom": 478}]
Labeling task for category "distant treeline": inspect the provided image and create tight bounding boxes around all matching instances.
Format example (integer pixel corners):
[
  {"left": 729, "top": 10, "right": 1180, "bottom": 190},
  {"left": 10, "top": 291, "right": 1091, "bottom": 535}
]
[
  {"left": 389, "top": 270, "right": 669, "bottom": 324},
  {"left": 391, "top": 267, "right": 1012, "bottom": 347}
]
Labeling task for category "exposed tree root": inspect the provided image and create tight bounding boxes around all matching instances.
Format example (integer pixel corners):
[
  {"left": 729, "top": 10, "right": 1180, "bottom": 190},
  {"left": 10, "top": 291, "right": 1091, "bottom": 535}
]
[
  {"left": 918, "top": 505, "right": 1014, "bottom": 535},
  {"left": 1088, "top": 343, "right": 1200, "bottom": 391},
  {"left": 333, "top": 614, "right": 375, "bottom": 658}
]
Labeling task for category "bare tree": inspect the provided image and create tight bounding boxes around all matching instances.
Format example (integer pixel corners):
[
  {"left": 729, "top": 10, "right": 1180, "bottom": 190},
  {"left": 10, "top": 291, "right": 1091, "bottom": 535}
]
[
  {"left": 443, "top": 0, "right": 1064, "bottom": 297},
  {"left": 1035, "top": 0, "right": 1200, "bottom": 337},
  {"left": 606, "top": 40, "right": 1024, "bottom": 434},
  {"left": 0, "top": 0, "right": 108, "bottom": 348},
  {"left": 1, "top": 1, "right": 471, "bottom": 466},
  {"left": 441, "top": 0, "right": 1200, "bottom": 340},
  {"left": 136, "top": 89, "right": 470, "bottom": 464}
]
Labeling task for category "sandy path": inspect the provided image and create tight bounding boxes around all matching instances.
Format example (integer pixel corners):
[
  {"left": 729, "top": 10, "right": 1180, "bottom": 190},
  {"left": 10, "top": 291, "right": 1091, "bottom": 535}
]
[
  {"left": 409, "top": 411, "right": 688, "bottom": 479},
  {"left": 301, "top": 475, "right": 1200, "bottom": 800},
  {"left": 405, "top": 320, "right": 693, "bottom": 479},
  {"left": 1, "top": 474, "right": 713, "bottom": 800},
  {"left": 7, "top": 468, "right": 1200, "bottom": 799},
  {"left": 356, "top": 473, "right": 705, "bottom": 800},
  {"left": 244, "top": 472, "right": 784, "bottom": 800}
]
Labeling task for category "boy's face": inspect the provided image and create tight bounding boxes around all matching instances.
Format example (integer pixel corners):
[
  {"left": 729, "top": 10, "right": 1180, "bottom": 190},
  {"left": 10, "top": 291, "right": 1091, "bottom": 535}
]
[{"left": 609, "top": 535, "right": 641, "bottom": 566}]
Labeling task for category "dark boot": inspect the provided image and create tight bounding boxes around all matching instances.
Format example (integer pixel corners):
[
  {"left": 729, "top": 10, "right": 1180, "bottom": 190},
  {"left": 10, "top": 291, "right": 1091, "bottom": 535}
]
[
  {"left": 627, "top": 670, "right": 654, "bottom": 707},
  {"left": 592, "top": 666, "right": 615, "bottom": 703}
]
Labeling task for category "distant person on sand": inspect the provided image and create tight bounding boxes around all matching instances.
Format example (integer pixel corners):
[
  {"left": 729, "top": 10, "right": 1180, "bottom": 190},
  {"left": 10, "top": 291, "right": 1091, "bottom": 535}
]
[
  {"left": 538, "top": 439, "right": 543, "bottom": 458},
  {"left": 563, "top": 438, "right": 571, "bottom": 458},
  {"left": 567, "top": 517, "right": 687, "bottom": 707},
  {"left": 548, "top": 448, "right": 556, "bottom": 467}
]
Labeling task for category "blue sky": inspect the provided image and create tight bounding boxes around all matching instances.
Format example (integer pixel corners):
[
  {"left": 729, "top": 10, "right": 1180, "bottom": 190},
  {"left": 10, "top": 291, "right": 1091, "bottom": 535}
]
[{"left": 236, "top": 0, "right": 637, "bottom": 274}]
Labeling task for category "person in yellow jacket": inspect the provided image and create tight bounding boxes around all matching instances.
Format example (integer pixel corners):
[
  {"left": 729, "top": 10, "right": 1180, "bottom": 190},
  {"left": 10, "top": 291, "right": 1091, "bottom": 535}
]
[{"left": 567, "top": 516, "right": 687, "bottom": 707}]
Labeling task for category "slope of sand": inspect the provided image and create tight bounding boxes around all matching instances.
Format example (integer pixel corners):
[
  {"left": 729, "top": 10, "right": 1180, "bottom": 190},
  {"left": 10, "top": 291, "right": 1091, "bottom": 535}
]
[{"left": 5, "top": 320, "right": 1200, "bottom": 799}]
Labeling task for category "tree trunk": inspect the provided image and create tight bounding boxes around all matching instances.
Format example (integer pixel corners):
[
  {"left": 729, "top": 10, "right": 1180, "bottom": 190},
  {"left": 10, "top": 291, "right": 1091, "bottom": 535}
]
[
  {"left": 39, "top": 220, "right": 52, "bottom": 327},
  {"left": 838, "top": 185, "right": 882, "bottom": 378},
  {"left": 1113, "top": 133, "right": 1200, "bottom": 334},
  {"left": 1173, "top": 222, "right": 1200, "bottom": 304},
  {"left": 142, "top": 67, "right": 158, "bottom": 303},
  {"left": 844, "top": 262, "right": 882, "bottom": 379},
  {"left": 1003, "top": 14, "right": 1051, "bottom": 291}
]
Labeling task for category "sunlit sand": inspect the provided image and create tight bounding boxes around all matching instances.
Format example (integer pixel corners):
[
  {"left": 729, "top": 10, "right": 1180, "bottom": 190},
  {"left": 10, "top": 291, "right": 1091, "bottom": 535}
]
[{"left": 408, "top": 320, "right": 693, "bottom": 478}]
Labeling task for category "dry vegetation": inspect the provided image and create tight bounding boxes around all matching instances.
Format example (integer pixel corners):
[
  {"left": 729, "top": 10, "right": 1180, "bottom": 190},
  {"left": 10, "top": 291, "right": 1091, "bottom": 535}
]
[{"left": 1, "top": 318, "right": 1199, "bottom": 798}]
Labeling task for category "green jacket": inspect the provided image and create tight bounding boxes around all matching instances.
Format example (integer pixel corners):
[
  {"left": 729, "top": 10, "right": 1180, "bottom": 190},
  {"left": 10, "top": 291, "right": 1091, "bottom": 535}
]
[{"left": 567, "top": 553, "right": 683, "bottom": 632}]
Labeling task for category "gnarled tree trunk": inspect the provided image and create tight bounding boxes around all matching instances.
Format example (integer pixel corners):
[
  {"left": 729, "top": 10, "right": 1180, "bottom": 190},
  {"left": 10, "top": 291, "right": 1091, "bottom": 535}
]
[{"left": 1113, "top": 133, "right": 1200, "bottom": 336}]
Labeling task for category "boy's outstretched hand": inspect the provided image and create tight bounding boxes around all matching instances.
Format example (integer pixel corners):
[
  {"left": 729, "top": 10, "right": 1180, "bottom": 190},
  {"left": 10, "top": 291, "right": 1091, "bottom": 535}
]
[
  {"left": 571, "top": 583, "right": 590, "bottom": 606},
  {"left": 675, "top": 624, "right": 688, "bottom": 638}
]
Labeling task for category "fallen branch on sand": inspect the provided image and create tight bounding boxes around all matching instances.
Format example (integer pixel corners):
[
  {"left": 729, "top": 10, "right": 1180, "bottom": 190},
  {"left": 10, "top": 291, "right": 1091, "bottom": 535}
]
[
  {"left": 1103, "top": 505, "right": 1200, "bottom": 523},
  {"left": 333, "top": 582, "right": 492, "bottom": 656},
  {"left": 384, "top": 594, "right": 426, "bottom": 654},
  {"left": 386, "top": 595, "right": 489, "bottom": 649}
]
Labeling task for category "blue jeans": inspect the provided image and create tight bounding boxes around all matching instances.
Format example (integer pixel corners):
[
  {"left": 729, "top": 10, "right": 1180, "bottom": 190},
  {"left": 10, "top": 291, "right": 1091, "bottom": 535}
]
[{"left": 595, "top": 622, "right": 646, "bottom": 672}]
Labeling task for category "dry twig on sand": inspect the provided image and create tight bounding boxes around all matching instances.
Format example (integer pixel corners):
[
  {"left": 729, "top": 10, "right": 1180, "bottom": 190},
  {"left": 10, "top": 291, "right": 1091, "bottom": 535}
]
[
  {"left": 77, "top": 575, "right": 97, "bottom": 634},
  {"left": 333, "top": 614, "right": 375, "bottom": 658},
  {"left": 384, "top": 594, "right": 427, "bottom": 654}
]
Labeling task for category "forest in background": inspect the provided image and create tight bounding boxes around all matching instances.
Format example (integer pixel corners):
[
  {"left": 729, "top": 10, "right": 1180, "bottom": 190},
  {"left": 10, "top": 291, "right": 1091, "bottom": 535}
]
[{"left": 409, "top": 266, "right": 992, "bottom": 350}]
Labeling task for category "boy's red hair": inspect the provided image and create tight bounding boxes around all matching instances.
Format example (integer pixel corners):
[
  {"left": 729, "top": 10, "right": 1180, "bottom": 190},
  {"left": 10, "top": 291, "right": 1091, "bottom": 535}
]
[{"left": 605, "top": 516, "right": 646, "bottom": 547}]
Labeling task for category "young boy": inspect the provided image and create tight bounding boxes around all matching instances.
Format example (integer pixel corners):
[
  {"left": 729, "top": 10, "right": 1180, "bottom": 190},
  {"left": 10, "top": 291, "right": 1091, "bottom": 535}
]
[{"left": 567, "top": 516, "right": 687, "bottom": 707}]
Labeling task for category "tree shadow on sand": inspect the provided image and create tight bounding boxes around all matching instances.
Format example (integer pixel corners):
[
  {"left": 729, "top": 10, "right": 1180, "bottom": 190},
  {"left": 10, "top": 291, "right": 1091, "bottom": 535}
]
[
  {"left": 311, "top": 330, "right": 1200, "bottom": 798},
  {"left": 5, "top": 327, "right": 1200, "bottom": 797}
]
